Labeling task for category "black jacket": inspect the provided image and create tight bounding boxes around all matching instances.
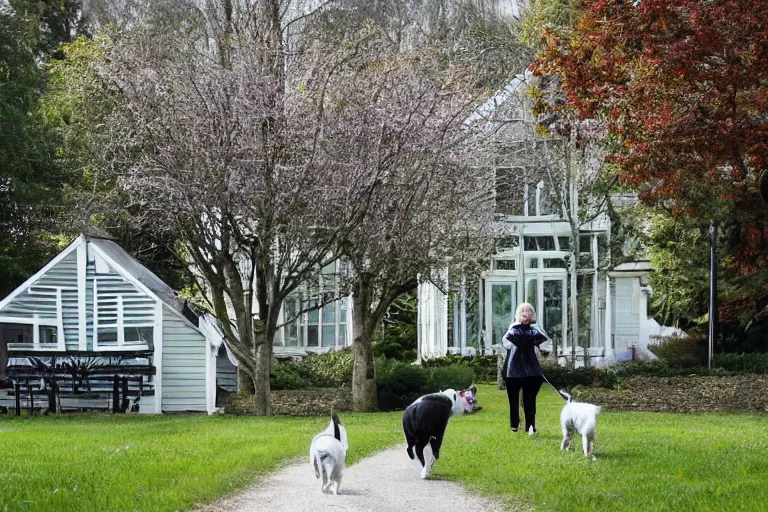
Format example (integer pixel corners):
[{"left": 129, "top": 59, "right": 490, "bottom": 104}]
[{"left": 502, "top": 322, "right": 548, "bottom": 378}]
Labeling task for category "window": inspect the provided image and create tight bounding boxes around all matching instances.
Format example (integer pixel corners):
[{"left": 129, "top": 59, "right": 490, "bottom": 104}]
[
  {"left": 1, "top": 323, "right": 32, "bottom": 345},
  {"left": 543, "top": 258, "right": 566, "bottom": 269},
  {"left": 98, "top": 327, "right": 118, "bottom": 346},
  {"left": 307, "top": 302, "right": 319, "bottom": 347},
  {"left": 558, "top": 237, "right": 571, "bottom": 252},
  {"left": 538, "top": 181, "right": 554, "bottom": 215},
  {"left": 579, "top": 235, "right": 592, "bottom": 254},
  {"left": 40, "top": 326, "right": 57, "bottom": 345},
  {"left": 493, "top": 259, "right": 516, "bottom": 271},
  {"left": 124, "top": 326, "right": 153, "bottom": 345},
  {"left": 526, "top": 279, "right": 538, "bottom": 305},
  {"left": 322, "top": 302, "right": 336, "bottom": 347},
  {"left": 524, "top": 236, "right": 556, "bottom": 251}
]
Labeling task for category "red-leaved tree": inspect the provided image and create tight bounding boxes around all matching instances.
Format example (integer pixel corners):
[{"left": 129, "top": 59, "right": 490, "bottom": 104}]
[{"left": 531, "top": 0, "right": 768, "bottom": 324}]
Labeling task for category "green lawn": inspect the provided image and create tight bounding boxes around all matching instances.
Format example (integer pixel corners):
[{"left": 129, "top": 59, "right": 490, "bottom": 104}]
[
  {"left": 437, "top": 384, "right": 768, "bottom": 511},
  {"left": 0, "top": 411, "right": 403, "bottom": 511},
  {"left": 1, "top": 384, "right": 767, "bottom": 512}
]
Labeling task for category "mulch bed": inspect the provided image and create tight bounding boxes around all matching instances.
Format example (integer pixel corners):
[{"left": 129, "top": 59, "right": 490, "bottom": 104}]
[
  {"left": 571, "top": 374, "right": 768, "bottom": 414},
  {"left": 224, "top": 386, "right": 354, "bottom": 416}
]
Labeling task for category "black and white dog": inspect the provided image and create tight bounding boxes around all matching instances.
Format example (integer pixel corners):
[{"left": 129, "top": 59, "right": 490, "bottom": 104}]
[
  {"left": 402, "top": 389, "right": 458, "bottom": 479},
  {"left": 309, "top": 413, "right": 348, "bottom": 494},
  {"left": 559, "top": 390, "right": 601, "bottom": 461}
]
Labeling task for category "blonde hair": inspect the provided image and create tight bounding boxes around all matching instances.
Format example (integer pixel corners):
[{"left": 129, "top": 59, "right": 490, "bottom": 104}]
[{"left": 515, "top": 302, "right": 536, "bottom": 323}]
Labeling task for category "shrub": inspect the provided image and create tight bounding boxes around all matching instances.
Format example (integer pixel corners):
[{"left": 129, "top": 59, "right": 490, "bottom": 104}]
[
  {"left": 713, "top": 353, "right": 768, "bottom": 374},
  {"left": 270, "top": 362, "right": 311, "bottom": 390},
  {"left": 429, "top": 364, "right": 475, "bottom": 391},
  {"left": 648, "top": 334, "right": 708, "bottom": 367},
  {"left": 421, "top": 354, "right": 497, "bottom": 383},
  {"left": 540, "top": 364, "right": 618, "bottom": 390},
  {"left": 298, "top": 349, "right": 353, "bottom": 387},
  {"left": 270, "top": 349, "right": 353, "bottom": 390},
  {"left": 375, "top": 358, "right": 432, "bottom": 411}
]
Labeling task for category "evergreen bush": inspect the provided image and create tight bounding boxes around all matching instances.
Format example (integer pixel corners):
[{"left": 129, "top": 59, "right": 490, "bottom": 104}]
[
  {"left": 421, "top": 354, "right": 497, "bottom": 383},
  {"left": 375, "top": 358, "right": 431, "bottom": 411},
  {"left": 712, "top": 353, "right": 768, "bottom": 374},
  {"left": 429, "top": 364, "right": 475, "bottom": 391}
]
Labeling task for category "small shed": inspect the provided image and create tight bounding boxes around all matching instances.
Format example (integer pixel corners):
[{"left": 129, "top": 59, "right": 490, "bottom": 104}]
[{"left": 0, "top": 234, "right": 236, "bottom": 414}]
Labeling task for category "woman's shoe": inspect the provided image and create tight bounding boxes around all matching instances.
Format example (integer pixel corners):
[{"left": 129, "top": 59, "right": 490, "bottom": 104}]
[
  {"left": 528, "top": 426, "right": 537, "bottom": 436},
  {"left": 511, "top": 427, "right": 519, "bottom": 432}
]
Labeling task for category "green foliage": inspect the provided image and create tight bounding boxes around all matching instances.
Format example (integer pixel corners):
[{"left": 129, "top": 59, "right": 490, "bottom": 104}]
[
  {"left": 299, "top": 349, "right": 354, "bottom": 387},
  {"left": 375, "top": 358, "right": 432, "bottom": 412},
  {"left": 270, "top": 363, "right": 313, "bottom": 390},
  {"left": 421, "top": 354, "right": 497, "bottom": 383},
  {"left": 372, "top": 292, "right": 417, "bottom": 361},
  {"left": 520, "top": 0, "right": 583, "bottom": 48},
  {"left": 429, "top": 365, "right": 475, "bottom": 391},
  {"left": 540, "top": 363, "right": 618, "bottom": 390},
  {"left": 270, "top": 349, "right": 353, "bottom": 390},
  {"left": 713, "top": 353, "right": 768, "bottom": 374},
  {"left": 0, "top": 6, "right": 80, "bottom": 297},
  {"left": 648, "top": 334, "right": 708, "bottom": 367},
  {"left": 646, "top": 214, "right": 712, "bottom": 329}
]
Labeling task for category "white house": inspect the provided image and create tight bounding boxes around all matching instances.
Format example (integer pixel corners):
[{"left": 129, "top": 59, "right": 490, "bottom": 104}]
[
  {"left": 0, "top": 234, "right": 236, "bottom": 414},
  {"left": 416, "top": 73, "right": 654, "bottom": 367}
]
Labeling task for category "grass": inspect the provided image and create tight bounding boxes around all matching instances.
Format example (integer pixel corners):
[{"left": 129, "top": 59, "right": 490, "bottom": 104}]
[
  {"left": 2, "top": 385, "right": 768, "bottom": 511},
  {"left": 436, "top": 384, "right": 768, "bottom": 511},
  {"left": 0, "top": 411, "right": 403, "bottom": 511}
]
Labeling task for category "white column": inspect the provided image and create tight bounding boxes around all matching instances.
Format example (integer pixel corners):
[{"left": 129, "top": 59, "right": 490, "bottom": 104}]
[
  {"left": 154, "top": 302, "right": 163, "bottom": 414},
  {"left": 605, "top": 275, "right": 612, "bottom": 353},
  {"left": 77, "top": 239, "right": 87, "bottom": 350}
]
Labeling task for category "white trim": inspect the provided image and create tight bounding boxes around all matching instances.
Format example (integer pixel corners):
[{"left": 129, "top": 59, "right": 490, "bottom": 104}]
[
  {"left": 605, "top": 275, "right": 612, "bottom": 350},
  {"left": 56, "top": 288, "right": 65, "bottom": 350},
  {"left": 93, "top": 278, "right": 99, "bottom": 349},
  {"left": 154, "top": 302, "right": 163, "bottom": 414},
  {"left": 93, "top": 344, "right": 150, "bottom": 352},
  {"left": 33, "top": 315, "right": 40, "bottom": 345},
  {"left": 0, "top": 315, "right": 57, "bottom": 326},
  {"left": 78, "top": 239, "right": 87, "bottom": 350},
  {"left": 117, "top": 296, "right": 125, "bottom": 347},
  {"left": 88, "top": 242, "right": 202, "bottom": 333},
  {"left": 0, "top": 236, "right": 82, "bottom": 313}
]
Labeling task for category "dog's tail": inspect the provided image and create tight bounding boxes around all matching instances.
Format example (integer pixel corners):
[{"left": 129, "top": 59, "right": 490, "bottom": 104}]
[
  {"left": 331, "top": 413, "right": 341, "bottom": 442},
  {"left": 558, "top": 390, "right": 572, "bottom": 403}
]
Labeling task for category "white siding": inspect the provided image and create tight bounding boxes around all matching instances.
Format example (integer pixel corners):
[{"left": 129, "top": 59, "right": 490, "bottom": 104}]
[
  {"left": 161, "top": 306, "right": 207, "bottom": 412},
  {"left": 1, "top": 252, "right": 77, "bottom": 321},
  {"left": 613, "top": 278, "right": 639, "bottom": 352}
]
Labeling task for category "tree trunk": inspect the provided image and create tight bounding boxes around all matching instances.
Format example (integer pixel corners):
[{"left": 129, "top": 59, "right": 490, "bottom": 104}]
[
  {"left": 352, "top": 298, "right": 377, "bottom": 412},
  {"left": 238, "top": 368, "right": 255, "bottom": 394},
  {"left": 253, "top": 341, "right": 272, "bottom": 416}
]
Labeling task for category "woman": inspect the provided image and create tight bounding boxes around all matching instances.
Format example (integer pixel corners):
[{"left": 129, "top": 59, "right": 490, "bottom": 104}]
[{"left": 502, "top": 302, "right": 549, "bottom": 434}]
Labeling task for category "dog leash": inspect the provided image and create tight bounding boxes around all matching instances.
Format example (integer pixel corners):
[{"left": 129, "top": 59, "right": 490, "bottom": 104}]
[{"left": 540, "top": 370, "right": 567, "bottom": 402}]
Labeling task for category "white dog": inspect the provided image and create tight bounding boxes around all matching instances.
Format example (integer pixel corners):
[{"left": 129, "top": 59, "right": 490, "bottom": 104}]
[
  {"left": 558, "top": 390, "right": 601, "bottom": 461},
  {"left": 309, "top": 413, "right": 348, "bottom": 494}
]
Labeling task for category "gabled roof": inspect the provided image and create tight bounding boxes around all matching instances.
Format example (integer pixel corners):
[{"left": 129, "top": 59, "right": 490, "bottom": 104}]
[
  {"left": 87, "top": 236, "right": 184, "bottom": 315},
  {"left": 0, "top": 234, "right": 191, "bottom": 324},
  {"left": 463, "top": 70, "right": 531, "bottom": 128}
]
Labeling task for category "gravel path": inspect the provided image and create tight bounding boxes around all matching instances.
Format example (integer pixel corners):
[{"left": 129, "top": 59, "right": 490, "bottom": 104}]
[{"left": 196, "top": 444, "right": 508, "bottom": 512}]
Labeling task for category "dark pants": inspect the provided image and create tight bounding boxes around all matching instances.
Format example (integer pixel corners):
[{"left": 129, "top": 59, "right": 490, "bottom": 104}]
[{"left": 505, "top": 375, "right": 543, "bottom": 431}]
